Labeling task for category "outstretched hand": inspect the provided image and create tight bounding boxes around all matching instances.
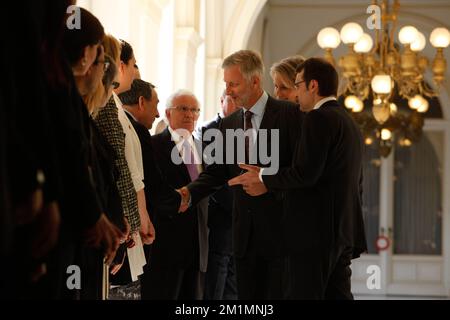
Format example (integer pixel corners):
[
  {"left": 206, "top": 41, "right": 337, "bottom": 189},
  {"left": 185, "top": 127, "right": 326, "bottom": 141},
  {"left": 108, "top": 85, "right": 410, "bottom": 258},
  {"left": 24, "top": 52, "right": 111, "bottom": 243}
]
[
  {"left": 176, "top": 186, "right": 190, "bottom": 213},
  {"left": 228, "top": 164, "right": 268, "bottom": 196}
]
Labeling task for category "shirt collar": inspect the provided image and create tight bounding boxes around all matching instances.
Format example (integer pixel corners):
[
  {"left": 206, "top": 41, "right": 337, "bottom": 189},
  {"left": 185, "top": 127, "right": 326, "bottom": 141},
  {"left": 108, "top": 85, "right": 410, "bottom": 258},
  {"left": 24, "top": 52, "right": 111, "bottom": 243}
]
[
  {"left": 123, "top": 108, "right": 138, "bottom": 122},
  {"left": 168, "top": 126, "right": 194, "bottom": 144},
  {"left": 113, "top": 92, "right": 122, "bottom": 108},
  {"left": 244, "top": 91, "right": 268, "bottom": 117},
  {"left": 313, "top": 96, "right": 337, "bottom": 110}
]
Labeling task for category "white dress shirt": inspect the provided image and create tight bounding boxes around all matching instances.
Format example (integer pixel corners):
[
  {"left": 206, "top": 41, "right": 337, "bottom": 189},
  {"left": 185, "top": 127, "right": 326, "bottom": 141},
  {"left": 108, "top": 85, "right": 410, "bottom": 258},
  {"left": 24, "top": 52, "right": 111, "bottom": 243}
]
[
  {"left": 168, "top": 126, "right": 203, "bottom": 175},
  {"left": 113, "top": 92, "right": 147, "bottom": 282},
  {"left": 313, "top": 96, "right": 337, "bottom": 110},
  {"left": 241, "top": 91, "right": 268, "bottom": 133}
]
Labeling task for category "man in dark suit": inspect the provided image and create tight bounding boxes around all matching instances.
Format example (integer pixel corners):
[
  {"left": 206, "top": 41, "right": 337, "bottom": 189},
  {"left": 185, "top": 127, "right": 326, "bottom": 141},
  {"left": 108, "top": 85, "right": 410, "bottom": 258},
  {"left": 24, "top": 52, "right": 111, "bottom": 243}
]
[
  {"left": 179, "top": 50, "right": 302, "bottom": 299},
  {"left": 119, "top": 79, "right": 181, "bottom": 221},
  {"left": 229, "top": 57, "right": 367, "bottom": 299},
  {"left": 142, "top": 89, "right": 209, "bottom": 299},
  {"left": 199, "top": 92, "right": 239, "bottom": 300},
  {"left": 119, "top": 79, "right": 187, "bottom": 299}
]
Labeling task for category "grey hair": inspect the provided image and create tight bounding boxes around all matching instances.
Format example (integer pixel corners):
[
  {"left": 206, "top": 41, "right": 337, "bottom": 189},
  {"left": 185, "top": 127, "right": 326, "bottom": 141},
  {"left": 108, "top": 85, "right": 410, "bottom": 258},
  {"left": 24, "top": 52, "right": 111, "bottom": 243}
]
[
  {"left": 165, "top": 89, "right": 200, "bottom": 109},
  {"left": 222, "top": 50, "right": 265, "bottom": 85}
]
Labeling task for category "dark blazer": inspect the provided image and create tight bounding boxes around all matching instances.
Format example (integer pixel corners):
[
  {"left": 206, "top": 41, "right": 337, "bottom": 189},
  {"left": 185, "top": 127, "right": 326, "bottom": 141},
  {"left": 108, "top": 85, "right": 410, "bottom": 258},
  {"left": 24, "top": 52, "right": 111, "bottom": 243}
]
[
  {"left": 89, "top": 118, "right": 124, "bottom": 231},
  {"left": 124, "top": 112, "right": 181, "bottom": 221},
  {"left": 151, "top": 128, "right": 209, "bottom": 272},
  {"left": 95, "top": 97, "right": 140, "bottom": 232},
  {"left": 188, "top": 95, "right": 302, "bottom": 259},
  {"left": 200, "top": 115, "right": 233, "bottom": 254},
  {"left": 262, "top": 100, "right": 367, "bottom": 258}
]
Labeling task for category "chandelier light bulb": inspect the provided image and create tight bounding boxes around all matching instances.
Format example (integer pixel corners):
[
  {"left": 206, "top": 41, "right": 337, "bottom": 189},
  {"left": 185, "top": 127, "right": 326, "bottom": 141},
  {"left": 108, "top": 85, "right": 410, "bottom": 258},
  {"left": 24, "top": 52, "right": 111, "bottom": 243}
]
[
  {"left": 417, "top": 99, "right": 429, "bottom": 113},
  {"left": 381, "top": 129, "right": 392, "bottom": 141},
  {"left": 345, "top": 95, "right": 363, "bottom": 112},
  {"left": 315, "top": 1, "right": 448, "bottom": 158},
  {"left": 354, "top": 33, "right": 374, "bottom": 53},
  {"left": 371, "top": 75, "right": 392, "bottom": 94},
  {"left": 411, "top": 31, "right": 426, "bottom": 52},
  {"left": 408, "top": 95, "right": 424, "bottom": 110},
  {"left": 317, "top": 27, "right": 341, "bottom": 49},
  {"left": 340, "top": 22, "right": 364, "bottom": 44},
  {"left": 403, "top": 139, "right": 412, "bottom": 147},
  {"left": 399, "top": 137, "right": 412, "bottom": 147},
  {"left": 430, "top": 27, "right": 450, "bottom": 48},
  {"left": 390, "top": 103, "right": 398, "bottom": 115},
  {"left": 399, "top": 26, "right": 419, "bottom": 45},
  {"left": 365, "top": 137, "right": 374, "bottom": 145}
]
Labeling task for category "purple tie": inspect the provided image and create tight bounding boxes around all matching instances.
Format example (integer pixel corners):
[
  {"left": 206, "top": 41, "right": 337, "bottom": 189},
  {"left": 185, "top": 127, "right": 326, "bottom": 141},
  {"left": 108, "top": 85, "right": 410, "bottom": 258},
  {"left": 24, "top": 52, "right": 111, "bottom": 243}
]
[{"left": 183, "top": 141, "right": 199, "bottom": 182}]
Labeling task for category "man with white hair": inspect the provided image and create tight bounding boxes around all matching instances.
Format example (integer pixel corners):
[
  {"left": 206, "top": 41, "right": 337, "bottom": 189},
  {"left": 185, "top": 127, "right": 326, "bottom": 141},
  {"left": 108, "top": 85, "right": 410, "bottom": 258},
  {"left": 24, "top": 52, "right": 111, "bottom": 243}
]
[{"left": 144, "top": 90, "right": 209, "bottom": 300}]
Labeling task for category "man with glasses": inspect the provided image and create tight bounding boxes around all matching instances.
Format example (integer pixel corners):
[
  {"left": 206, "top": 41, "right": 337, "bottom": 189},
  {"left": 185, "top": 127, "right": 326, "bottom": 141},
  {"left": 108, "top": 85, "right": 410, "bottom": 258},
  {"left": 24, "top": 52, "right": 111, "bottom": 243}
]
[{"left": 145, "top": 90, "right": 209, "bottom": 299}]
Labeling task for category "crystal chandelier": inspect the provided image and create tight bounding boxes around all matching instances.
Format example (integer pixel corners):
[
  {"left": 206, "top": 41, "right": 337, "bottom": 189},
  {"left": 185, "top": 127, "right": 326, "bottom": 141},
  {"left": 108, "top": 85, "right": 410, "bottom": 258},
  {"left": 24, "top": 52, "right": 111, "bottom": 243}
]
[{"left": 317, "top": 0, "right": 450, "bottom": 157}]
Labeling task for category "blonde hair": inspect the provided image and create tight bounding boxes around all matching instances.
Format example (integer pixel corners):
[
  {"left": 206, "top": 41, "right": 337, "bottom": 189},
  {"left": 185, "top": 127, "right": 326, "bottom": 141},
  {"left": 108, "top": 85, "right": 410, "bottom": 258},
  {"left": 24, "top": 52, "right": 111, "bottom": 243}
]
[
  {"left": 102, "top": 34, "right": 121, "bottom": 65},
  {"left": 222, "top": 50, "right": 265, "bottom": 85},
  {"left": 270, "top": 55, "right": 305, "bottom": 88},
  {"left": 86, "top": 34, "right": 121, "bottom": 116}
]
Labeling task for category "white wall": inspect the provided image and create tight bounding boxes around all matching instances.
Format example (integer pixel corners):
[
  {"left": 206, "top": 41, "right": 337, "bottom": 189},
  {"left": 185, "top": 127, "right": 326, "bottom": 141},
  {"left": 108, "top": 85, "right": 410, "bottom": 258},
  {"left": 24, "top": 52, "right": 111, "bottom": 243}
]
[{"left": 78, "top": 0, "right": 203, "bottom": 131}]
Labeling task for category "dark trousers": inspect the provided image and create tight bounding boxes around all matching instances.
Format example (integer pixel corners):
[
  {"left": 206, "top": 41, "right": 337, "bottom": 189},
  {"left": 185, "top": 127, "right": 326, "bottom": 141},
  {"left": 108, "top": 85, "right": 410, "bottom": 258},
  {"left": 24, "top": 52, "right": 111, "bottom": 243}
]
[
  {"left": 234, "top": 231, "right": 284, "bottom": 300},
  {"left": 204, "top": 252, "right": 237, "bottom": 300},
  {"left": 285, "top": 246, "right": 354, "bottom": 300}
]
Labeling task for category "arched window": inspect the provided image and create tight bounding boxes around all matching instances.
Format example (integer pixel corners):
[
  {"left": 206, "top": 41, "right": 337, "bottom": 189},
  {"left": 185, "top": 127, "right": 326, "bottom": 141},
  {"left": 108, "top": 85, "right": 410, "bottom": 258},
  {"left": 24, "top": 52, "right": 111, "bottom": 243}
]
[{"left": 361, "top": 95, "right": 445, "bottom": 255}]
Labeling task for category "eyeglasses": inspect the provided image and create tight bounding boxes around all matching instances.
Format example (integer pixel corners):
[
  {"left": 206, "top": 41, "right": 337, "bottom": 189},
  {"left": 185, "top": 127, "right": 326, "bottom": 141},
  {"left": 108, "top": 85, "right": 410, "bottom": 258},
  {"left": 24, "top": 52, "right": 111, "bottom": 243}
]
[
  {"left": 95, "top": 60, "right": 110, "bottom": 72},
  {"left": 294, "top": 80, "right": 305, "bottom": 89},
  {"left": 170, "top": 105, "right": 201, "bottom": 116},
  {"left": 112, "top": 81, "right": 120, "bottom": 89}
]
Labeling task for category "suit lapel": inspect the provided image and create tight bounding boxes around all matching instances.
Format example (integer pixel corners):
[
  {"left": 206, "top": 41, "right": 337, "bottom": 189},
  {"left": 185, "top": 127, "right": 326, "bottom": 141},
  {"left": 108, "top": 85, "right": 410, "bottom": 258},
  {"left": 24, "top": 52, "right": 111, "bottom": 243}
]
[
  {"left": 235, "top": 108, "right": 244, "bottom": 130},
  {"left": 318, "top": 99, "right": 339, "bottom": 110},
  {"left": 255, "top": 97, "right": 279, "bottom": 166},
  {"left": 259, "top": 96, "right": 279, "bottom": 131}
]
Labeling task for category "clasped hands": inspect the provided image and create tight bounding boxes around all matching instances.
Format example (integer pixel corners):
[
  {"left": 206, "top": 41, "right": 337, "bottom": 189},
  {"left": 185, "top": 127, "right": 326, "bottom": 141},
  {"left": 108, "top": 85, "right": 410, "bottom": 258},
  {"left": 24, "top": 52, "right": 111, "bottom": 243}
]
[{"left": 176, "top": 187, "right": 191, "bottom": 213}]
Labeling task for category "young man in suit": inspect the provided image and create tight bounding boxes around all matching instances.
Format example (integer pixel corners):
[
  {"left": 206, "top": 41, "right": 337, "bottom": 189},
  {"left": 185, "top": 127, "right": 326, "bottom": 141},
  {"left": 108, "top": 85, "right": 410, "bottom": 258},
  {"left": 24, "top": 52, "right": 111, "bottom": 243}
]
[
  {"left": 145, "top": 90, "right": 209, "bottom": 299},
  {"left": 229, "top": 57, "right": 367, "bottom": 299},
  {"left": 179, "top": 50, "right": 302, "bottom": 299}
]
